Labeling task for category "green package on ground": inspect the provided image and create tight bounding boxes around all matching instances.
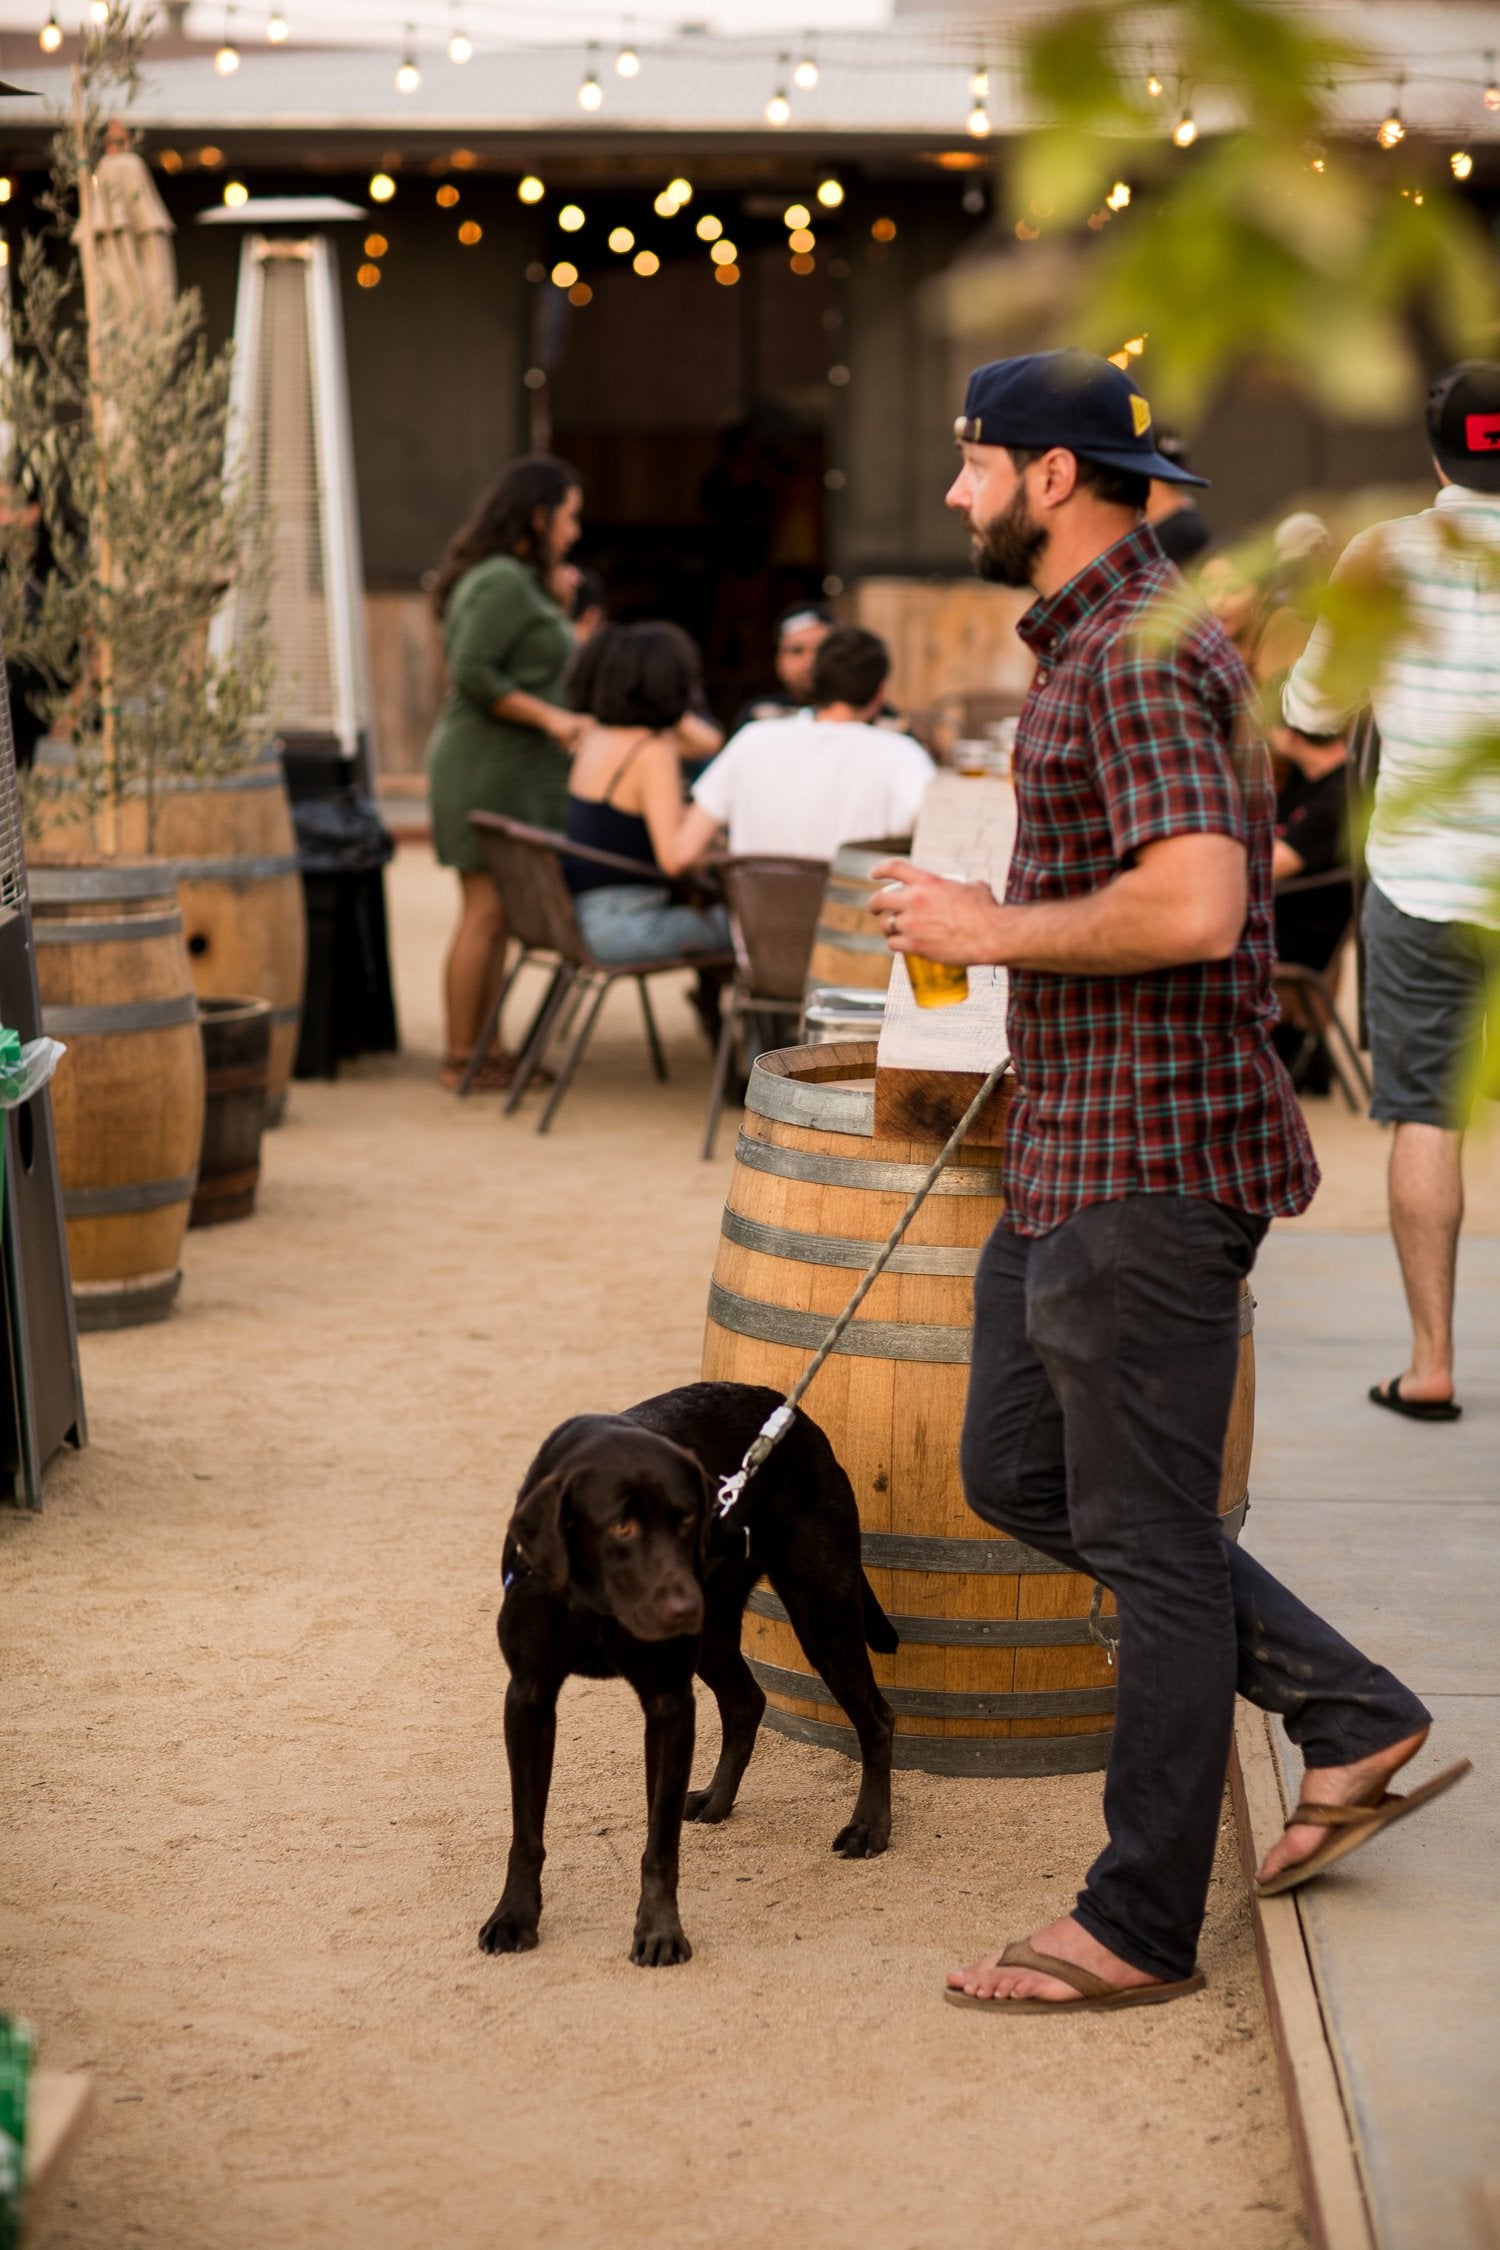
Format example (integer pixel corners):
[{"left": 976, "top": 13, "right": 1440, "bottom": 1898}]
[{"left": 0, "top": 2015, "right": 33, "bottom": 2250}]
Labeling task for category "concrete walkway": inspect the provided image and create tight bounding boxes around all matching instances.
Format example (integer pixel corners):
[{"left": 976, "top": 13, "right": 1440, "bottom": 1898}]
[{"left": 1245, "top": 1225, "right": 1500, "bottom": 2250}]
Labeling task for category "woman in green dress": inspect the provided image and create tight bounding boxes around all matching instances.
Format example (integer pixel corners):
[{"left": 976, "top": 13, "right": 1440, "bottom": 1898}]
[{"left": 427, "top": 456, "right": 585, "bottom": 1089}]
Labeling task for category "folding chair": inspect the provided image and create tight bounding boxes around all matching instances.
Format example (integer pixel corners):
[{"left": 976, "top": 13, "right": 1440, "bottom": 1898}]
[
  {"left": 701, "top": 854, "right": 829, "bottom": 1159},
  {"left": 467, "top": 812, "right": 733, "bottom": 1135},
  {"left": 1274, "top": 866, "right": 1371, "bottom": 1110}
]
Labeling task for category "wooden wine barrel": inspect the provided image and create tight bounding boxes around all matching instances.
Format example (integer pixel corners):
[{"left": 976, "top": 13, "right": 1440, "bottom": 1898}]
[
  {"left": 804, "top": 836, "right": 908, "bottom": 995},
  {"left": 190, "top": 996, "right": 272, "bottom": 1228},
  {"left": 701, "top": 1042, "right": 1254, "bottom": 1777},
  {"left": 117, "top": 752, "right": 306, "bottom": 1121},
  {"left": 32, "top": 861, "right": 205, "bottom": 1331}
]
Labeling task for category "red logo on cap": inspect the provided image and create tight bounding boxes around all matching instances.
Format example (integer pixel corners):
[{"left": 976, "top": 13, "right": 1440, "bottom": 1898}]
[{"left": 1465, "top": 411, "right": 1500, "bottom": 453}]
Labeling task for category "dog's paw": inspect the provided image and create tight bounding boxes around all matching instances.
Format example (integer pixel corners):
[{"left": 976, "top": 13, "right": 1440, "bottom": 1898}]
[
  {"left": 478, "top": 1903, "right": 540, "bottom": 1954},
  {"left": 684, "top": 1787, "right": 733, "bottom": 1825},
  {"left": 831, "top": 1817, "right": 890, "bottom": 1859},
  {"left": 630, "top": 1925, "right": 693, "bottom": 1967}
]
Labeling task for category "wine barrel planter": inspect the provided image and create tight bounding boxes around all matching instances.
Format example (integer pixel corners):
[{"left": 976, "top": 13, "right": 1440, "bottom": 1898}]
[
  {"left": 121, "top": 754, "right": 306, "bottom": 1123},
  {"left": 701, "top": 1042, "right": 1254, "bottom": 1777},
  {"left": 32, "top": 860, "right": 205, "bottom": 1331},
  {"left": 804, "top": 836, "right": 908, "bottom": 996},
  {"left": 190, "top": 996, "right": 272, "bottom": 1228}
]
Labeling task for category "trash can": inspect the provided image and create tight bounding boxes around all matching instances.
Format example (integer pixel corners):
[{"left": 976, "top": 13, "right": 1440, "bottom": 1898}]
[{"left": 283, "top": 759, "right": 399, "bottom": 1081}]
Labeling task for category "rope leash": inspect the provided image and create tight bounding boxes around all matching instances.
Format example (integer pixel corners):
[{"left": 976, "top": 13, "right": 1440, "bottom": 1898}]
[{"left": 714, "top": 1049, "right": 1013, "bottom": 1528}]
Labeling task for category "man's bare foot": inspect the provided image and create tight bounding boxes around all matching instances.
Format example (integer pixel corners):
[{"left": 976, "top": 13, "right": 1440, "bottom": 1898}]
[
  {"left": 1255, "top": 1725, "right": 1429, "bottom": 1888},
  {"left": 945, "top": 1913, "right": 1162, "bottom": 2006}
]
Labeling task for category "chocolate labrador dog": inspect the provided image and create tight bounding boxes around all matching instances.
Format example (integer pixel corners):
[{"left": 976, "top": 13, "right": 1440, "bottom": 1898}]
[{"left": 478, "top": 1380, "right": 897, "bottom": 1967}]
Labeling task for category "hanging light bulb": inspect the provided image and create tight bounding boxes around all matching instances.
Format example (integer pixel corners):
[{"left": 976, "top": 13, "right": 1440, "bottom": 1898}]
[
  {"left": 396, "top": 33, "right": 421, "bottom": 93},
  {"left": 817, "top": 176, "right": 844, "bottom": 209},
  {"left": 266, "top": 9, "right": 288, "bottom": 40},
  {"left": 517, "top": 174, "right": 544, "bottom": 203},
  {"left": 967, "top": 99, "right": 990, "bottom": 138},
  {"left": 448, "top": 24, "right": 471, "bottom": 63},
  {"left": 369, "top": 172, "right": 396, "bottom": 202},
  {"left": 615, "top": 42, "right": 639, "bottom": 77},
  {"left": 39, "top": 11, "right": 62, "bottom": 50},
  {"left": 968, "top": 61, "right": 988, "bottom": 101},
  {"left": 1377, "top": 83, "right": 1404, "bottom": 148},
  {"left": 1451, "top": 148, "right": 1473, "bottom": 178},
  {"left": 794, "top": 50, "right": 818, "bottom": 91},
  {"left": 578, "top": 43, "right": 603, "bottom": 110},
  {"left": 1172, "top": 106, "right": 1198, "bottom": 147},
  {"left": 215, "top": 10, "right": 240, "bottom": 73},
  {"left": 666, "top": 176, "right": 691, "bottom": 205},
  {"left": 1484, "top": 53, "right": 1500, "bottom": 112},
  {"left": 765, "top": 61, "right": 791, "bottom": 127},
  {"left": 89, "top": 0, "right": 109, "bottom": 22}
]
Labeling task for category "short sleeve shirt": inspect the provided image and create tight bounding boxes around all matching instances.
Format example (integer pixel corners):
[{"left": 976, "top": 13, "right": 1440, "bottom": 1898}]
[{"left": 1003, "top": 524, "right": 1319, "bottom": 1236}]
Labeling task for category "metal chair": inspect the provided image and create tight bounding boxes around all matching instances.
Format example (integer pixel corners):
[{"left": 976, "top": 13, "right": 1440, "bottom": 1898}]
[
  {"left": 701, "top": 854, "right": 829, "bottom": 1159},
  {"left": 467, "top": 812, "right": 733, "bottom": 1135},
  {"left": 1273, "top": 866, "right": 1370, "bottom": 1110}
]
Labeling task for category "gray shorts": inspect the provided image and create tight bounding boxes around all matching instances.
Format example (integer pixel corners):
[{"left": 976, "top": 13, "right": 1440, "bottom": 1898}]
[{"left": 1363, "top": 881, "right": 1496, "bottom": 1128}]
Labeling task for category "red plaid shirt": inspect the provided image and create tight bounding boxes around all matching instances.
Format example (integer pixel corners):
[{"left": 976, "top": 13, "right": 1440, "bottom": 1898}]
[{"left": 1002, "top": 524, "right": 1319, "bottom": 1236}]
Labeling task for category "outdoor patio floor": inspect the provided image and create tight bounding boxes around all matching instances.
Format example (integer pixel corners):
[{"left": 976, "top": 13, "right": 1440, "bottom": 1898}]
[{"left": 1246, "top": 1229, "right": 1500, "bottom": 2250}]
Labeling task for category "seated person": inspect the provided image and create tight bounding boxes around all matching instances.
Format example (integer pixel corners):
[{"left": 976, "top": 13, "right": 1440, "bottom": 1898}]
[
  {"left": 670, "top": 625, "right": 936, "bottom": 866},
  {"left": 729, "top": 601, "right": 833, "bottom": 732},
  {"left": 1270, "top": 721, "right": 1353, "bottom": 1095},
  {"left": 1147, "top": 434, "right": 1213, "bottom": 567},
  {"left": 564, "top": 622, "right": 730, "bottom": 966}
]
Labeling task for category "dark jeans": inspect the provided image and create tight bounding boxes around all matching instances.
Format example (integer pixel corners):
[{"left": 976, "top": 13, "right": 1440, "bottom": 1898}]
[{"left": 960, "top": 1195, "right": 1431, "bottom": 1982}]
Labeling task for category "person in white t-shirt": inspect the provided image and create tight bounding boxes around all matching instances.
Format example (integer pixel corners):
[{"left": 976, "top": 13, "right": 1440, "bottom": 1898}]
[{"left": 661, "top": 626, "right": 935, "bottom": 870}]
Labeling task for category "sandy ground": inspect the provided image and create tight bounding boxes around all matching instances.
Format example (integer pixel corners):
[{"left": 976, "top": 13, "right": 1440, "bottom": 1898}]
[{"left": 11, "top": 835, "right": 1471, "bottom": 2249}]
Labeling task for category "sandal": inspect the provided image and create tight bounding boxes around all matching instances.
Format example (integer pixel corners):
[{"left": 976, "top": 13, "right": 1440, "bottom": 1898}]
[
  {"left": 441, "top": 1051, "right": 518, "bottom": 1094},
  {"left": 1369, "top": 1375, "right": 1462, "bottom": 1422},
  {"left": 942, "top": 1939, "right": 1205, "bottom": 2014},
  {"left": 1254, "top": 1758, "right": 1472, "bottom": 1898}
]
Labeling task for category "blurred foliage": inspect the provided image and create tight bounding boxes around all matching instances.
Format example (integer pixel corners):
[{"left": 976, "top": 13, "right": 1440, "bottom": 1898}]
[
  {"left": 963, "top": 0, "right": 1500, "bottom": 1115},
  {"left": 1, "top": 5, "right": 273, "bottom": 852}
]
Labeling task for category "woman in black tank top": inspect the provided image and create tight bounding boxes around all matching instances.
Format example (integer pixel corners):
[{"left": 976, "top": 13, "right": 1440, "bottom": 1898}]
[{"left": 564, "top": 622, "right": 729, "bottom": 968}]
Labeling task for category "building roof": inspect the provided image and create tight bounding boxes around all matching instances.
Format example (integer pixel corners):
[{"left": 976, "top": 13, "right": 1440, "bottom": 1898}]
[{"left": 0, "top": 9, "right": 1495, "bottom": 145}]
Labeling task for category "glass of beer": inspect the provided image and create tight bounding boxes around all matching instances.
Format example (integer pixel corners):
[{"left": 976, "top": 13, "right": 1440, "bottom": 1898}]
[
  {"left": 877, "top": 880, "right": 970, "bottom": 1007},
  {"left": 906, "top": 953, "right": 969, "bottom": 1007}
]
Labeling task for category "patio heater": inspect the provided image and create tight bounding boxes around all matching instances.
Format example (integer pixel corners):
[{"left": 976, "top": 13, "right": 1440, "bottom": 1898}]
[
  {"left": 203, "top": 197, "right": 373, "bottom": 776},
  {"left": 199, "top": 198, "right": 397, "bottom": 1075}
]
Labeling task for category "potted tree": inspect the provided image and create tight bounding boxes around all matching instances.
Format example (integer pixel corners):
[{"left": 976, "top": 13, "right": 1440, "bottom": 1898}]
[{"left": 2, "top": 10, "right": 288, "bottom": 1324}]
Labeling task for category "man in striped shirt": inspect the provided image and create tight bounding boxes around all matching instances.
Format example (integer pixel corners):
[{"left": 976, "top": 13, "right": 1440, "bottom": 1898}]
[{"left": 1284, "top": 361, "right": 1500, "bottom": 1422}]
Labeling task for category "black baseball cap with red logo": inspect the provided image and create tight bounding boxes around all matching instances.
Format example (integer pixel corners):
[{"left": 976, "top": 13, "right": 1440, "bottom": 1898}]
[
  {"left": 954, "top": 348, "right": 1209, "bottom": 485},
  {"left": 1427, "top": 360, "right": 1500, "bottom": 494}
]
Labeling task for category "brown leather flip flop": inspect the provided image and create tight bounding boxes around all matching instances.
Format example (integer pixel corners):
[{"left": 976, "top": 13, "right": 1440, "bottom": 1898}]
[
  {"left": 1254, "top": 1757, "right": 1472, "bottom": 1898},
  {"left": 943, "top": 1938, "right": 1205, "bottom": 2014}
]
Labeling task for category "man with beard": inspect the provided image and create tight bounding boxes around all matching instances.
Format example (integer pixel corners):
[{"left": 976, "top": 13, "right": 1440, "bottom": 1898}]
[{"left": 869, "top": 350, "right": 1458, "bottom": 2016}]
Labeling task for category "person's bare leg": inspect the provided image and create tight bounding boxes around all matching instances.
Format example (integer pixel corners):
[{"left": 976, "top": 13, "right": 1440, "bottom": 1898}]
[
  {"left": 442, "top": 870, "right": 508, "bottom": 1072},
  {"left": 1378, "top": 1122, "right": 1463, "bottom": 1404}
]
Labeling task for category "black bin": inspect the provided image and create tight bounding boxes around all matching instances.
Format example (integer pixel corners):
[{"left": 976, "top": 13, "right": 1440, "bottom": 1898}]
[{"left": 280, "top": 739, "right": 399, "bottom": 1080}]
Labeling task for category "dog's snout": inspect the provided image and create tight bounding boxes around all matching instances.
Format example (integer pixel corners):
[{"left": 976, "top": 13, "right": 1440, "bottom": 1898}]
[{"left": 656, "top": 1581, "right": 705, "bottom": 1633}]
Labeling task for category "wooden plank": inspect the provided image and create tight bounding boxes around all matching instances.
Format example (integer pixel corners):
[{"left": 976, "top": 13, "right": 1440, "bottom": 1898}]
[
  {"left": 24, "top": 2068, "right": 92, "bottom": 2205},
  {"left": 874, "top": 773, "right": 1016, "bottom": 1143},
  {"left": 1230, "top": 1706, "right": 1376, "bottom": 2250}
]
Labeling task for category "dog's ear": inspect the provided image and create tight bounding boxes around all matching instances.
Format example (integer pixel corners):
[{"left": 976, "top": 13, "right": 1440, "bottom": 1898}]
[
  {"left": 508, "top": 1471, "right": 570, "bottom": 1591},
  {"left": 684, "top": 1452, "right": 715, "bottom": 1564}
]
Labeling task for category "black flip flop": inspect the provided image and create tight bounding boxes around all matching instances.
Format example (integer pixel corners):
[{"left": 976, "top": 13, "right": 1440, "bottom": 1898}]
[{"left": 1369, "top": 1376, "right": 1462, "bottom": 1422}]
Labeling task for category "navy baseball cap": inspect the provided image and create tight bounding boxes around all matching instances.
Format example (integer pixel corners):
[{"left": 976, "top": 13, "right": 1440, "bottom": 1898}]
[
  {"left": 1427, "top": 360, "right": 1500, "bottom": 494},
  {"left": 954, "top": 348, "right": 1209, "bottom": 486}
]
